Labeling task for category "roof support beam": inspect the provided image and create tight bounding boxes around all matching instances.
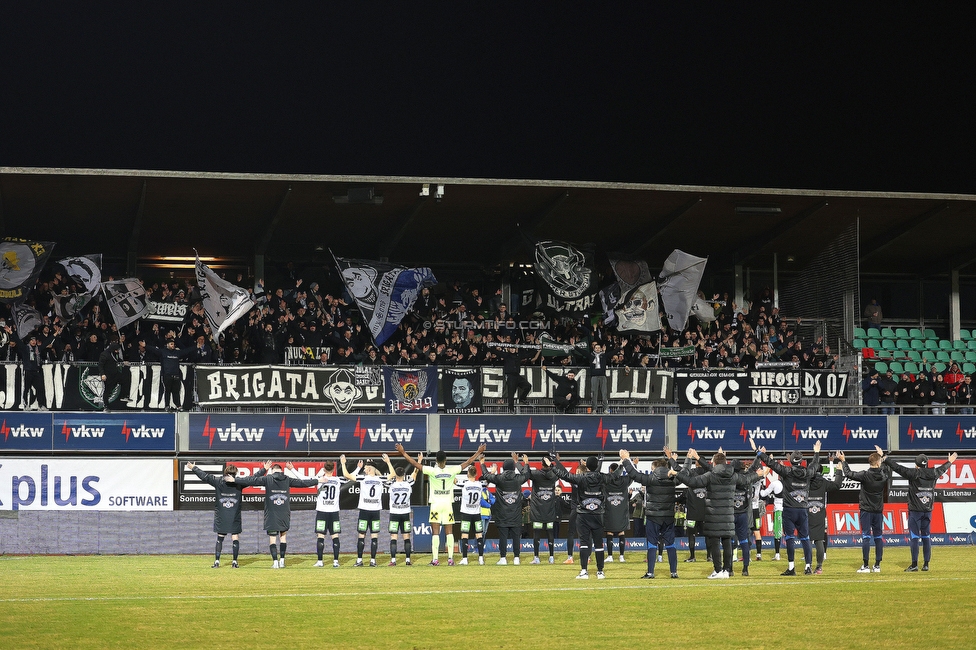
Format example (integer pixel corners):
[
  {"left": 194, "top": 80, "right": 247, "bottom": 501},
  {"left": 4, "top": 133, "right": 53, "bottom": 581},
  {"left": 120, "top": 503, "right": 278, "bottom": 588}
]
[
  {"left": 255, "top": 185, "right": 292, "bottom": 256},
  {"left": 376, "top": 196, "right": 429, "bottom": 259},
  {"left": 126, "top": 180, "right": 148, "bottom": 275},
  {"left": 731, "top": 200, "right": 828, "bottom": 265},
  {"left": 629, "top": 196, "right": 702, "bottom": 256},
  {"left": 860, "top": 201, "right": 948, "bottom": 261},
  {"left": 497, "top": 190, "right": 570, "bottom": 260}
]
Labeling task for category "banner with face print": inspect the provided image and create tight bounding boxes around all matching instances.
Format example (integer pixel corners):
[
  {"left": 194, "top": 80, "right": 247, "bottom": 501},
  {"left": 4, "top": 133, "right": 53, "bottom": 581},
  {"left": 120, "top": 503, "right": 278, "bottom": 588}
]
[{"left": 441, "top": 367, "right": 483, "bottom": 414}]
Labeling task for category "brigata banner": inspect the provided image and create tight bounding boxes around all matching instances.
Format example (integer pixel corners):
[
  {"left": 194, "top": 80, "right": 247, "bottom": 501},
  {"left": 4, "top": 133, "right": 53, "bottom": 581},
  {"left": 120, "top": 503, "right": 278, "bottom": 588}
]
[
  {"left": 677, "top": 415, "right": 887, "bottom": 452},
  {"left": 53, "top": 413, "right": 176, "bottom": 452},
  {"left": 195, "top": 365, "right": 384, "bottom": 411},
  {"left": 899, "top": 416, "right": 976, "bottom": 450},
  {"left": 0, "top": 458, "right": 172, "bottom": 511},
  {"left": 188, "top": 413, "right": 426, "bottom": 453},
  {"left": 0, "top": 412, "right": 55, "bottom": 451},
  {"left": 440, "top": 415, "right": 665, "bottom": 454},
  {"left": 481, "top": 367, "right": 673, "bottom": 404}
]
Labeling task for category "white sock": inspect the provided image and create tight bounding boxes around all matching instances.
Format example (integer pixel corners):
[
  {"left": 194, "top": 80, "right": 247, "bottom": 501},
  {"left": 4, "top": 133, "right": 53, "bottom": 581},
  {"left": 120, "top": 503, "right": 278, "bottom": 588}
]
[
  {"left": 446, "top": 534, "right": 455, "bottom": 559},
  {"left": 788, "top": 561, "right": 795, "bottom": 570}
]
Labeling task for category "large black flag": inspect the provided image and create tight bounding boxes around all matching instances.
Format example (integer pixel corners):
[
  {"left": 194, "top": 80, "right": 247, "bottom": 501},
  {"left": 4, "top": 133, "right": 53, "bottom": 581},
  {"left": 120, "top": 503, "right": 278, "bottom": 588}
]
[
  {"left": 532, "top": 239, "right": 598, "bottom": 315},
  {"left": 0, "top": 238, "right": 55, "bottom": 304}
]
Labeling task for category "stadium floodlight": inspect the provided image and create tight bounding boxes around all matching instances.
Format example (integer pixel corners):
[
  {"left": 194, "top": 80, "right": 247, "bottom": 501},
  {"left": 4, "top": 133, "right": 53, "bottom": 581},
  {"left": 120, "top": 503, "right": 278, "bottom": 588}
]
[{"left": 734, "top": 204, "right": 782, "bottom": 215}]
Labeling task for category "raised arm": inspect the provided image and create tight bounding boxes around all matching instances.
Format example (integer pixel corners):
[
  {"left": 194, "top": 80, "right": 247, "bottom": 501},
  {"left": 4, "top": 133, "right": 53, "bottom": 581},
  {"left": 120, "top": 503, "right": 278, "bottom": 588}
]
[
  {"left": 395, "top": 443, "right": 424, "bottom": 471},
  {"left": 460, "top": 443, "right": 488, "bottom": 470},
  {"left": 338, "top": 455, "right": 360, "bottom": 481},
  {"left": 188, "top": 463, "right": 221, "bottom": 489},
  {"left": 382, "top": 453, "right": 396, "bottom": 481}
]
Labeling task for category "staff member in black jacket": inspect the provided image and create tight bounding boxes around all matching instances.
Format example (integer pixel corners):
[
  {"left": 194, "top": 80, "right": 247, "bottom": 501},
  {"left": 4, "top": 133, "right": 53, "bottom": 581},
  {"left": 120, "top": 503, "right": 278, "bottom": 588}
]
[
  {"left": 881, "top": 446, "right": 957, "bottom": 572},
  {"left": 5, "top": 326, "right": 45, "bottom": 410},
  {"left": 147, "top": 338, "right": 195, "bottom": 410},
  {"left": 497, "top": 346, "right": 537, "bottom": 412},
  {"left": 552, "top": 455, "right": 624, "bottom": 580},
  {"left": 186, "top": 461, "right": 266, "bottom": 568},
  {"left": 525, "top": 454, "right": 559, "bottom": 564},
  {"left": 621, "top": 449, "right": 679, "bottom": 579},
  {"left": 98, "top": 336, "right": 125, "bottom": 411},
  {"left": 481, "top": 454, "right": 532, "bottom": 565},
  {"left": 543, "top": 365, "right": 580, "bottom": 413},
  {"left": 673, "top": 449, "right": 763, "bottom": 579},
  {"left": 235, "top": 461, "right": 323, "bottom": 568},
  {"left": 681, "top": 454, "right": 711, "bottom": 564},
  {"left": 753, "top": 438, "right": 822, "bottom": 576},
  {"left": 838, "top": 449, "right": 891, "bottom": 573}
]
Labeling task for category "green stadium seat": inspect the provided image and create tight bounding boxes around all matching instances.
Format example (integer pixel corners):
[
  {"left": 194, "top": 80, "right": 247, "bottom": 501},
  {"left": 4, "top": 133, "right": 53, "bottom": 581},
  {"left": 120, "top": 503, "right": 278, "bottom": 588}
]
[
  {"left": 905, "top": 362, "right": 920, "bottom": 375},
  {"left": 909, "top": 328, "right": 924, "bottom": 339},
  {"left": 867, "top": 339, "right": 882, "bottom": 351},
  {"left": 951, "top": 351, "right": 966, "bottom": 363},
  {"left": 925, "top": 340, "right": 940, "bottom": 351},
  {"left": 924, "top": 329, "right": 939, "bottom": 340},
  {"left": 937, "top": 351, "right": 952, "bottom": 363},
  {"left": 881, "top": 327, "right": 896, "bottom": 339},
  {"left": 889, "top": 361, "right": 904, "bottom": 375},
  {"left": 910, "top": 339, "right": 926, "bottom": 351},
  {"left": 953, "top": 340, "right": 968, "bottom": 350},
  {"left": 854, "top": 327, "right": 867, "bottom": 339},
  {"left": 867, "top": 328, "right": 882, "bottom": 340},
  {"left": 939, "top": 339, "right": 953, "bottom": 351},
  {"left": 874, "top": 361, "right": 888, "bottom": 375},
  {"left": 965, "top": 363, "right": 976, "bottom": 375},
  {"left": 969, "top": 340, "right": 976, "bottom": 351},
  {"left": 933, "top": 363, "right": 947, "bottom": 374},
  {"left": 895, "top": 339, "right": 911, "bottom": 351},
  {"left": 960, "top": 329, "right": 973, "bottom": 341},
  {"left": 907, "top": 351, "right": 922, "bottom": 362},
  {"left": 895, "top": 328, "right": 911, "bottom": 339},
  {"left": 853, "top": 338, "right": 866, "bottom": 349},
  {"left": 922, "top": 351, "right": 937, "bottom": 363},
  {"left": 965, "top": 351, "right": 976, "bottom": 363},
  {"left": 877, "top": 349, "right": 893, "bottom": 359}
]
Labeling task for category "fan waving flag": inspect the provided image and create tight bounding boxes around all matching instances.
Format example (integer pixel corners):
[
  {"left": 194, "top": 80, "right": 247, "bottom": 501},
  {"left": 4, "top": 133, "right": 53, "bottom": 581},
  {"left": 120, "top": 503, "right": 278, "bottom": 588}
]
[
  {"left": 532, "top": 239, "right": 598, "bottom": 315},
  {"left": 334, "top": 256, "right": 436, "bottom": 346},
  {"left": 102, "top": 278, "right": 150, "bottom": 327},
  {"left": 195, "top": 255, "right": 254, "bottom": 340},
  {"left": 53, "top": 254, "right": 102, "bottom": 319},
  {"left": 10, "top": 302, "right": 42, "bottom": 339},
  {"left": 615, "top": 281, "right": 662, "bottom": 333},
  {"left": 658, "top": 250, "right": 707, "bottom": 331},
  {"left": 0, "top": 238, "right": 55, "bottom": 304}
]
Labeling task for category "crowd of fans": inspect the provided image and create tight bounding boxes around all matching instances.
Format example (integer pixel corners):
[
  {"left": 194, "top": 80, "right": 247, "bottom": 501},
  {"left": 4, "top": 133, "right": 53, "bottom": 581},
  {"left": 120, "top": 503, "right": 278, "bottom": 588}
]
[
  {"left": 863, "top": 363, "right": 974, "bottom": 413},
  {"left": 4, "top": 268, "right": 839, "bottom": 373}
]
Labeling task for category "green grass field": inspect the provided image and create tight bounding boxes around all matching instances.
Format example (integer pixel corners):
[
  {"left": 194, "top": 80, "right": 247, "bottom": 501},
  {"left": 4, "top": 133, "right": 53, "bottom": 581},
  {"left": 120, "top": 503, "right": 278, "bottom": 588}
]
[{"left": 2, "top": 548, "right": 976, "bottom": 649}]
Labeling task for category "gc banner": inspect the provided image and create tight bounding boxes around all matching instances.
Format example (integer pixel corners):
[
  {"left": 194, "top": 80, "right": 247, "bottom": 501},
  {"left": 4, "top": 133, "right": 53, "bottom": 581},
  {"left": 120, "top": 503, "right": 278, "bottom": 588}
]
[
  {"left": 195, "top": 365, "right": 383, "bottom": 411},
  {"left": 899, "top": 416, "right": 976, "bottom": 450},
  {"left": 0, "top": 458, "right": 173, "bottom": 511},
  {"left": 676, "top": 369, "right": 852, "bottom": 408},
  {"left": 675, "top": 370, "right": 750, "bottom": 408},
  {"left": 188, "top": 413, "right": 427, "bottom": 453},
  {"left": 440, "top": 415, "right": 665, "bottom": 454}
]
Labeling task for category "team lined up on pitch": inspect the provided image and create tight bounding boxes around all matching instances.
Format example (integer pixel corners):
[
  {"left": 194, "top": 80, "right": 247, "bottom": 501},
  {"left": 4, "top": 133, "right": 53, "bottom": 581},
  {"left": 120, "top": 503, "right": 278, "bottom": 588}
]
[{"left": 187, "top": 440, "right": 957, "bottom": 579}]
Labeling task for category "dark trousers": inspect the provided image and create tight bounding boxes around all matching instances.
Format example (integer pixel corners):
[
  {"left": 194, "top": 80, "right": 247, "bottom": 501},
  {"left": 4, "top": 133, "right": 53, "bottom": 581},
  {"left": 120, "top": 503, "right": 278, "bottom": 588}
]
[
  {"left": 24, "top": 370, "right": 44, "bottom": 407},
  {"left": 163, "top": 374, "right": 182, "bottom": 409},
  {"left": 565, "top": 512, "right": 578, "bottom": 556},
  {"left": 506, "top": 374, "right": 531, "bottom": 410},
  {"left": 576, "top": 512, "right": 606, "bottom": 572},
  {"left": 734, "top": 512, "right": 752, "bottom": 572},
  {"left": 497, "top": 525, "right": 522, "bottom": 558},
  {"left": 553, "top": 394, "right": 580, "bottom": 413},
  {"left": 908, "top": 510, "right": 932, "bottom": 566},
  {"left": 645, "top": 517, "right": 677, "bottom": 576},
  {"left": 861, "top": 510, "right": 884, "bottom": 566},
  {"left": 103, "top": 370, "right": 124, "bottom": 408},
  {"left": 706, "top": 536, "right": 733, "bottom": 573},
  {"left": 782, "top": 506, "right": 813, "bottom": 566}
]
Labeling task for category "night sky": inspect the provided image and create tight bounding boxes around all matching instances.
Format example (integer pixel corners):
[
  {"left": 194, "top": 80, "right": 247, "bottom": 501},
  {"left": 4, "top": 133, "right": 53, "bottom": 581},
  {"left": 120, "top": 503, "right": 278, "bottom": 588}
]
[{"left": 2, "top": 4, "right": 974, "bottom": 193}]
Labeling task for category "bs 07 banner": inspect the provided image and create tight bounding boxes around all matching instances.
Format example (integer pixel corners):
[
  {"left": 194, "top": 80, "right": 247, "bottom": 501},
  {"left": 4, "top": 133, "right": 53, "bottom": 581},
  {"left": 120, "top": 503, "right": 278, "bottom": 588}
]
[{"left": 0, "top": 458, "right": 172, "bottom": 511}]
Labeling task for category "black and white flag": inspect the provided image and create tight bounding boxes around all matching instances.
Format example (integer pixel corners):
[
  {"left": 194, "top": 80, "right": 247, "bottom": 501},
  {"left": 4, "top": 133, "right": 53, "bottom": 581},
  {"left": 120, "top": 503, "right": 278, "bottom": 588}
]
[
  {"left": 10, "top": 302, "right": 42, "bottom": 339},
  {"left": 599, "top": 283, "right": 621, "bottom": 327},
  {"left": 334, "top": 256, "right": 436, "bottom": 346},
  {"left": 608, "top": 256, "right": 652, "bottom": 298},
  {"left": 101, "top": 278, "right": 150, "bottom": 328},
  {"left": 614, "top": 281, "right": 662, "bottom": 332},
  {"left": 0, "top": 238, "right": 55, "bottom": 304},
  {"left": 195, "top": 255, "right": 254, "bottom": 339},
  {"left": 442, "top": 367, "right": 483, "bottom": 414},
  {"left": 658, "top": 250, "right": 707, "bottom": 332},
  {"left": 52, "top": 254, "right": 102, "bottom": 320},
  {"left": 533, "top": 239, "right": 598, "bottom": 315}
]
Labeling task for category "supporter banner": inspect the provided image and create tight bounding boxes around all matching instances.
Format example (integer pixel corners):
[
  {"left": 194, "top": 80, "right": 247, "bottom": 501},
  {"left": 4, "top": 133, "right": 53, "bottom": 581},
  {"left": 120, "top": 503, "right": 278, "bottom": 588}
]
[
  {"left": 0, "top": 458, "right": 172, "bottom": 511},
  {"left": 532, "top": 239, "right": 598, "bottom": 315},
  {"left": 0, "top": 362, "right": 192, "bottom": 412},
  {"left": 195, "top": 365, "right": 383, "bottom": 410},
  {"left": 384, "top": 366, "right": 437, "bottom": 414},
  {"left": 802, "top": 370, "right": 851, "bottom": 400},
  {"left": 675, "top": 370, "right": 750, "bottom": 408},
  {"left": 442, "top": 367, "right": 482, "bottom": 414},
  {"left": 0, "top": 238, "right": 55, "bottom": 304},
  {"left": 53, "top": 412, "right": 176, "bottom": 451},
  {"left": 676, "top": 369, "right": 851, "bottom": 408},
  {"left": 0, "top": 411, "right": 55, "bottom": 451},
  {"left": 284, "top": 346, "right": 331, "bottom": 364},
  {"left": 143, "top": 300, "right": 188, "bottom": 324},
  {"left": 440, "top": 415, "right": 665, "bottom": 453},
  {"left": 899, "top": 416, "right": 976, "bottom": 450},
  {"left": 101, "top": 278, "right": 150, "bottom": 328},
  {"left": 481, "top": 367, "right": 673, "bottom": 404},
  {"left": 188, "top": 413, "right": 426, "bottom": 452},
  {"left": 890, "top": 459, "right": 976, "bottom": 503}
]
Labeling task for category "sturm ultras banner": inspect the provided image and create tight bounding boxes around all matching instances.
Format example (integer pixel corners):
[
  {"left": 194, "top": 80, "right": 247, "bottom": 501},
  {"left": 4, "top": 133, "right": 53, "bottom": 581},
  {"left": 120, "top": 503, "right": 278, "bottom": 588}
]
[
  {"left": 440, "top": 415, "right": 666, "bottom": 453},
  {"left": 442, "top": 367, "right": 483, "bottom": 414},
  {"left": 187, "top": 413, "right": 427, "bottom": 453},
  {"left": 676, "top": 415, "right": 888, "bottom": 452},
  {"left": 0, "top": 362, "right": 193, "bottom": 412},
  {"left": 196, "top": 365, "right": 383, "bottom": 411},
  {"left": 383, "top": 366, "right": 437, "bottom": 414},
  {"left": 0, "top": 458, "right": 173, "bottom": 511},
  {"left": 532, "top": 239, "right": 598, "bottom": 315},
  {"left": 480, "top": 367, "right": 674, "bottom": 404}
]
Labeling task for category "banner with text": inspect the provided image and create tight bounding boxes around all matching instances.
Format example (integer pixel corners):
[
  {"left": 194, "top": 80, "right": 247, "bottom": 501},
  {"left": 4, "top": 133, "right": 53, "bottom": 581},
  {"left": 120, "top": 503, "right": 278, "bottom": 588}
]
[
  {"left": 188, "top": 413, "right": 426, "bottom": 453},
  {"left": 899, "top": 416, "right": 976, "bottom": 450},
  {"left": 0, "top": 458, "right": 173, "bottom": 511},
  {"left": 676, "top": 369, "right": 852, "bottom": 409},
  {"left": 677, "top": 415, "right": 887, "bottom": 452},
  {"left": 195, "top": 365, "right": 383, "bottom": 411},
  {"left": 481, "top": 367, "right": 673, "bottom": 404}
]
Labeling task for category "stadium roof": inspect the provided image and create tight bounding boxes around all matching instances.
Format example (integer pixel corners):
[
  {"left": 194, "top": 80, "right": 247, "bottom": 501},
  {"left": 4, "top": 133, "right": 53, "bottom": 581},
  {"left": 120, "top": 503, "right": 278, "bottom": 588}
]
[{"left": 1, "top": 167, "right": 974, "bottom": 277}]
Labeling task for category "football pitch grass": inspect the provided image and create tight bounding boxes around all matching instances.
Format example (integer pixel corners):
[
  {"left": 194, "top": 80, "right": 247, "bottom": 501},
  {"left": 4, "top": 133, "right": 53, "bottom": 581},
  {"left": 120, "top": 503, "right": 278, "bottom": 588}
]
[{"left": 2, "top": 548, "right": 975, "bottom": 649}]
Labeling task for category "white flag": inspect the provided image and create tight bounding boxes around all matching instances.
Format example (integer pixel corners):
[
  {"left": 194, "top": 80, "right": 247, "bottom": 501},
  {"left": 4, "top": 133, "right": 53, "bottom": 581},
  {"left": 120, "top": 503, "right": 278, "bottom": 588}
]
[
  {"left": 614, "top": 282, "right": 662, "bottom": 332},
  {"left": 58, "top": 255, "right": 102, "bottom": 295},
  {"left": 691, "top": 297, "right": 717, "bottom": 323},
  {"left": 10, "top": 302, "right": 42, "bottom": 339},
  {"left": 195, "top": 256, "right": 253, "bottom": 340},
  {"left": 658, "top": 250, "right": 707, "bottom": 331},
  {"left": 101, "top": 278, "right": 150, "bottom": 328}
]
